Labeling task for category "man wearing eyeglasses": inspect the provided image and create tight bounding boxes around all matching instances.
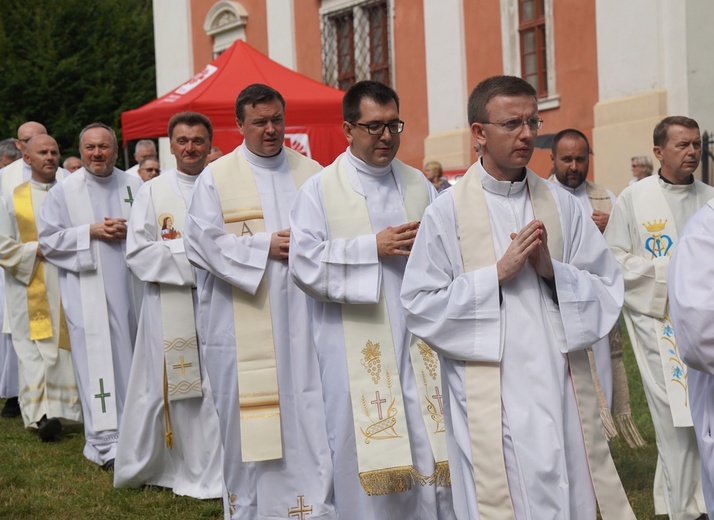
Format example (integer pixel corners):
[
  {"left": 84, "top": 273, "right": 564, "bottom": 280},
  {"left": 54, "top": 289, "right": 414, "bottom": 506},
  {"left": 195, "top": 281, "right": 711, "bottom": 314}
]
[
  {"left": 290, "top": 80, "right": 454, "bottom": 519},
  {"left": 135, "top": 157, "right": 160, "bottom": 183},
  {"left": 400, "top": 75, "right": 634, "bottom": 520}
]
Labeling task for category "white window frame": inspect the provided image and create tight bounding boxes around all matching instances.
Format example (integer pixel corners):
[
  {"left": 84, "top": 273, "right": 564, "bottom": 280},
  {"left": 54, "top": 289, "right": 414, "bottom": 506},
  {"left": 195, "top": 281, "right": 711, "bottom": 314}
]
[
  {"left": 204, "top": 1, "right": 249, "bottom": 59},
  {"left": 500, "top": 0, "right": 559, "bottom": 110}
]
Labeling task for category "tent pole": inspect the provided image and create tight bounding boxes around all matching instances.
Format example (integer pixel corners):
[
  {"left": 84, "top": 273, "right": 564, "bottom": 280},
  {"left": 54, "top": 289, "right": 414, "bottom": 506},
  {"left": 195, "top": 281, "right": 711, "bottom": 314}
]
[{"left": 123, "top": 145, "right": 130, "bottom": 171}]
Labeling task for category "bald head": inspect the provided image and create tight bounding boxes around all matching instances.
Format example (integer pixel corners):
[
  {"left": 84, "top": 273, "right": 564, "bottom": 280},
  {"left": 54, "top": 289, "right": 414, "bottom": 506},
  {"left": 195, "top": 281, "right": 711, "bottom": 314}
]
[
  {"left": 16, "top": 122, "right": 48, "bottom": 154},
  {"left": 24, "top": 134, "right": 59, "bottom": 183}
]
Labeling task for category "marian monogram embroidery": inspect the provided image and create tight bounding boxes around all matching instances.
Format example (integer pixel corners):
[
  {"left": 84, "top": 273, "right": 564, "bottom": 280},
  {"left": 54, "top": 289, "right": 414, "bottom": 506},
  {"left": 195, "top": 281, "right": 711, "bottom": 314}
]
[
  {"left": 643, "top": 219, "right": 673, "bottom": 258},
  {"left": 359, "top": 339, "right": 401, "bottom": 444},
  {"left": 662, "top": 317, "right": 688, "bottom": 407}
]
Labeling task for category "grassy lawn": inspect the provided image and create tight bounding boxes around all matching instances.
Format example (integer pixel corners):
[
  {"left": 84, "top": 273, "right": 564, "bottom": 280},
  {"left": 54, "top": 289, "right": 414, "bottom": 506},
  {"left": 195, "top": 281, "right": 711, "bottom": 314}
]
[
  {"left": 0, "top": 417, "right": 222, "bottom": 519},
  {"left": 0, "top": 329, "right": 663, "bottom": 518}
]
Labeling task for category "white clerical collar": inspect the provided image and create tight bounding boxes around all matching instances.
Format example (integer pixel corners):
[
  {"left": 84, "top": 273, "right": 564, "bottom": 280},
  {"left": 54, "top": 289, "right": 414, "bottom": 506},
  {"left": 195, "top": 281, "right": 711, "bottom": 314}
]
[
  {"left": 346, "top": 147, "right": 392, "bottom": 177},
  {"left": 241, "top": 143, "right": 285, "bottom": 169},
  {"left": 30, "top": 178, "right": 56, "bottom": 191},
  {"left": 478, "top": 159, "right": 527, "bottom": 197},
  {"left": 175, "top": 169, "right": 199, "bottom": 184}
]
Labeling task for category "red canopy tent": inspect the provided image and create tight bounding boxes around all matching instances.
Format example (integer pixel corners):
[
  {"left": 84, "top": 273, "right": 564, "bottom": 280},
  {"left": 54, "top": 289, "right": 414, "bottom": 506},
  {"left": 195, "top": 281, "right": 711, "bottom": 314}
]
[{"left": 121, "top": 40, "right": 346, "bottom": 166}]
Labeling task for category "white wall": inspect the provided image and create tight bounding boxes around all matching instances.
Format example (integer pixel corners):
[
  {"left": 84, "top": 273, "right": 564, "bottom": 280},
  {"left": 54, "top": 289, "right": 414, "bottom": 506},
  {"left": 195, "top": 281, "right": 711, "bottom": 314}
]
[
  {"left": 423, "top": 0, "right": 468, "bottom": 134},
  {"left": 151, "top": 0, "right": 194, "bottom": 170},
  {"left": 267, "top": 0, "right": 296, "bottom": 70}
]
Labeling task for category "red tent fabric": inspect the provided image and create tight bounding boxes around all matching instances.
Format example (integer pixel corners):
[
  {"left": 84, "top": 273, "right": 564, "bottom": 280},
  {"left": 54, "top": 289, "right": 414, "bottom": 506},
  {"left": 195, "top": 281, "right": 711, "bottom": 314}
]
[{"left": 121, "top": 40, "right": 346, "bottom": 167}]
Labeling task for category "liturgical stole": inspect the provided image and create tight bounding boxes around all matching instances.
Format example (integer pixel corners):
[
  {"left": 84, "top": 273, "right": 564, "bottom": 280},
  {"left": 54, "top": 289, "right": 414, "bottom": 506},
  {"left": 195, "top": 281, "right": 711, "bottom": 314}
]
[
  {"left": 149, "top": 173, "right": 202, "bottom": 403},
  {"left": 452, "top": 164, "right": 635, "bottom": 520},
  {"left": 321, "top": 155, "right": 449, "bottom": 495},
  {"left": 13, "top": 181, "right": 70, "bottom": 350},
  {"left": 62, "top": 169, "right": 135, "bottom": 432},
  {"left": 630, "top": 176, "right": 709, "bottom": 427},
  {"left": 211, "top": 147, "right": 319, "bottom": 462}
]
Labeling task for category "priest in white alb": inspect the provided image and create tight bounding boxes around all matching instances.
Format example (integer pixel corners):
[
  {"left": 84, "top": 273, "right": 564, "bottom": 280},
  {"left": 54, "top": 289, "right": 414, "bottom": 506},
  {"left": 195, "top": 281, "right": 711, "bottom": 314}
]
[
  {"left": 289, "top": 81, "right": 454, "bottom": 520},
  {"left": 184, "top": 84, "right": 336, "bottom": 520},
  {"left": 115, "top": 112, "right": 222, "bottom": 498},
  {"left": 400, "top": 76, "right": 635, "bottom": 520},
  {"left": 605, "top": 115, "right": 712, "bottom": 519},
  {"left": 0, "top": 134, "right": 81, "bottom": 441},
  {"left": 37, "top": 123, "right": 142, "bottom": 470},
  {"left": 548, "top": 128, "right": 645, "bottom": 448},
  {"left": 669, "top": 198, "right": 714, "bottom": 519},
  {"left": 0, "top": 121, "right": 48, "bottom": 419}
]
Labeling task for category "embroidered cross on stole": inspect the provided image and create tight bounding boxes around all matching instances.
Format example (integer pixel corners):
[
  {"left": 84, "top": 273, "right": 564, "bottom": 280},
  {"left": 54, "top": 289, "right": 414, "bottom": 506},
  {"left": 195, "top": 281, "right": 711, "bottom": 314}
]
[{"left": 321, "top": 155, "right": 449, "bottom": 495}]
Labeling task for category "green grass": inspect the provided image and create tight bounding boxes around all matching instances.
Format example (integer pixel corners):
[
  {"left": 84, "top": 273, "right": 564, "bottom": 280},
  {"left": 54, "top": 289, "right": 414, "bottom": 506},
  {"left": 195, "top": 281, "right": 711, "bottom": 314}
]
[
  {"left": 0, "top": 329, "right": 664, "bottom": 518},
  {"left": 0, "top": 418, "right": 222, "bottom": 519},
  {"left": 609, "top": 329, "right": 662, "bottom": 519}
]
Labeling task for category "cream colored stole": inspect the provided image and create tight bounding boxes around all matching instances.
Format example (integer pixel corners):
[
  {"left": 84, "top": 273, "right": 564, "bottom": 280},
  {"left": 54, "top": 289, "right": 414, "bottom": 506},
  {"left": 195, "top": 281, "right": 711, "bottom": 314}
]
[
  {"left": 149, "top": 173, "right": 202, "bottom": 404},
  {"left": 13, "top": 181, "right": 70, "bottom": 350},
  {"left": 321, "top": 155, "right": 444, "bottom": 494},
  {"left": 452, "top": 164, "right": 635, "bottom": 519},
  {"left": 630, "top": 176, "right": 707, "bottom": 427},
  {"left": 62, "top": 169, "right": 134, "bottom": 432},
  {"left": 211, "top": 147, "right": 319, "bottom": 462}
]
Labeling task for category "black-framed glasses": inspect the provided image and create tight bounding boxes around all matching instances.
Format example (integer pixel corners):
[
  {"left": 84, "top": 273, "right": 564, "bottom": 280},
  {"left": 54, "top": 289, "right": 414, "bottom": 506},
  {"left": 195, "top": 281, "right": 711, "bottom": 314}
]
[
  {"left": 351, "top": 120, "right": 405, "bottom": 135},
  {"left": 479, "top": 117, "right": 543, "bottom": 133}
]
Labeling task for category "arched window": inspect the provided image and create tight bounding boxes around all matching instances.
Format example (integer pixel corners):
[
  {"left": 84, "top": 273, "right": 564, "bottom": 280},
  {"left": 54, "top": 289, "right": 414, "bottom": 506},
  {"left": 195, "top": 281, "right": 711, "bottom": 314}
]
[{"left": 204, "top": 1, "right": 249, "bottom": 58}]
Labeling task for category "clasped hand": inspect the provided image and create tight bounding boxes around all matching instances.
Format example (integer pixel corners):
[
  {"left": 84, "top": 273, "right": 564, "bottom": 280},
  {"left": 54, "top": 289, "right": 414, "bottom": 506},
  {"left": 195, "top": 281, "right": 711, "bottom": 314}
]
[
  {"left": 90, "top": 217, "right": 127, "bottom": 242},
  {"left": 497, "top": 219, "right": 554, "bottom": 283}
]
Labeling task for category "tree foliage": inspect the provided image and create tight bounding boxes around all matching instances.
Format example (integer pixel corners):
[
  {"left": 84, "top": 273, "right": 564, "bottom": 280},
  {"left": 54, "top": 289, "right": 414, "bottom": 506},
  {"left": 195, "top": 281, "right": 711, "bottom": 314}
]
[{"left": 0, "top": 0, "right": 156, "bottom": 166}]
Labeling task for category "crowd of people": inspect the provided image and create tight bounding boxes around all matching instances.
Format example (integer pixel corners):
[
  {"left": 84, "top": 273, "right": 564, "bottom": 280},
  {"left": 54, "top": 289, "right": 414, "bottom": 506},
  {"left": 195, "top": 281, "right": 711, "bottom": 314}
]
[{"left": 0, "top": 75, "right": 713, "bottom": 520}]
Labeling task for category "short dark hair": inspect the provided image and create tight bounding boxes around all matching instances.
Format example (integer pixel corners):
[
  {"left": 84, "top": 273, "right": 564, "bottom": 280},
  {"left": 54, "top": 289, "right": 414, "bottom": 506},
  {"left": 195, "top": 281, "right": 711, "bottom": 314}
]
[
  {"left": 551, "top": 129, "right": 591, "bottom": 156},
  {"left": 467, "top": 76, "right": 537, "bottom": 126},
  {"left": 79, "top": 123, "right": 118, "bottom": 149},
  {"left": 342, "top": 81, "right": 400, "bottom": 122},
  {"left": 653, "top": 116, "right": 699, "bottom": 147},
  {"left": 168, "top": 111, "right": 214, "bottom": 142},
  {"left": 235, "top": 84, "right": 286, "bottom": 123}
]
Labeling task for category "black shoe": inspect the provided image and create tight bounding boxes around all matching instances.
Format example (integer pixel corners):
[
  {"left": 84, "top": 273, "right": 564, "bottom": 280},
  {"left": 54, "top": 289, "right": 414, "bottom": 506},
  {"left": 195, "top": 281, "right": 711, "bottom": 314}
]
[
  {"left": 1, "top": 397, "right": 20, "bottom": 418},
  {"left": 37, "top": 415, "right": 62, "bottom": 442},
  {"left": 101, "top": 458, "right": 115, "bottom": 471}
]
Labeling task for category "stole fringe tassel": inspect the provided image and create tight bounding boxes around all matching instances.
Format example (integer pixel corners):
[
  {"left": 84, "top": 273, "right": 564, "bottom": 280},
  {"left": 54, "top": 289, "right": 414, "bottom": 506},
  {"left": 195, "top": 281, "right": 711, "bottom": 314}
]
[
  {"left": 359, "top": 466, "right": 415, "bottom": 496},
  {"left": 163, "top": 361, "right": 174, "bottom": 449},
  {"left": 359, "top": 462, "right": 452, "bottom": 496},
  {"left": 616, "top": 414, "right": 646, "bottom": 449}
]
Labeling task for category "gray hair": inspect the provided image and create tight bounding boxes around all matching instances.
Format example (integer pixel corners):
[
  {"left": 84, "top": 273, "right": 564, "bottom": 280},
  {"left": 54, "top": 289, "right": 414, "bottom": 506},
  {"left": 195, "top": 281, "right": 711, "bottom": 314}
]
[
  {"left": 79, "top": 123, "right": 118, "bottom": 149},
  {"left": 135, "top": 139, "right": 156, "bottom": 153},
  {"left": 0, "top": 138, "right": 20, "bottom": 160}
]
